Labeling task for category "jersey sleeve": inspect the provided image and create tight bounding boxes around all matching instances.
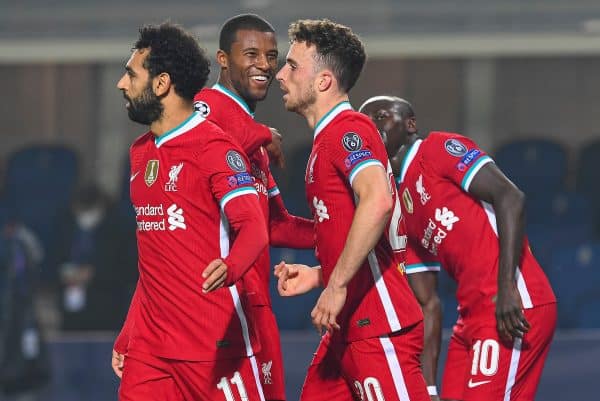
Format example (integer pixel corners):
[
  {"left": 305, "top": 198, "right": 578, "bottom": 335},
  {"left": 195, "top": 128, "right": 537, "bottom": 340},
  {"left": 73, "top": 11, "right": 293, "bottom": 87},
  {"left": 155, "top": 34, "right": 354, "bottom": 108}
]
[
  {"left": 427, "top": 133, "right": 494, "bottom": 192},
  {"left": 202, "top": 133, "right": 268, "bottom": 285},
  {"left": 405, "top": 240, "right": 442, "bottom": 275},
  {"left": 326, "top": 118, "right": 387, "bottom": 187}
]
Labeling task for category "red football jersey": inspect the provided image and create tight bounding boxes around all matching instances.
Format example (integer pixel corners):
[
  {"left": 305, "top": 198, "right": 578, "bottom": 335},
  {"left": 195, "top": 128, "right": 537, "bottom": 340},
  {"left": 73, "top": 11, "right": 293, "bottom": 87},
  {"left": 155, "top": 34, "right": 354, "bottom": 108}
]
[
  {"left": 126, "top": 112, "right": 265, "bottom": 361},
  {"left": 195, "top": 84, "right": 314, "bottom": 306},
  {"left": 305, "top": 101, "right": 423, "bottom": 342},
  {"left": 400, "top": 132, "right": 556, "bottom": 315}
]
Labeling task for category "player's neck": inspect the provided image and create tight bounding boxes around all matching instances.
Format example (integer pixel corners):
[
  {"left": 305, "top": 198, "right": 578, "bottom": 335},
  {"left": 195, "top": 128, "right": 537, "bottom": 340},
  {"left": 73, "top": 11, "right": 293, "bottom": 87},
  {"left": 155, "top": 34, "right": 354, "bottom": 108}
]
[
  {"left": 216, "top": 76, "right": 257, "bottom": 112},
  {"left": 306, "top": 94, "right": 350, "bottom": 131},
  {"left": 150, "top": 101, "right": 195, "bottom": 137},
  {"left": 394, "top": 134, "right": 420, "bottom": 173}
]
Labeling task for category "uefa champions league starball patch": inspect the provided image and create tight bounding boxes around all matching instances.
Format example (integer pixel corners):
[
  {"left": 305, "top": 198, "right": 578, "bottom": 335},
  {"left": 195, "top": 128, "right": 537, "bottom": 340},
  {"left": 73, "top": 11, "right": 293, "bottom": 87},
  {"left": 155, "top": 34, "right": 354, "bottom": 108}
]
[
  {"left": 444, "top": 138, "right": 468, "bottom": 157},
  {"left": 226, "top": 150, "right": 246, "bottom": 172},
  {"left": 193, "top": 101, "right": 211, "bottom": 117},
  {"left": 342, "top": 132, "right": 363, "bottom": 152}
]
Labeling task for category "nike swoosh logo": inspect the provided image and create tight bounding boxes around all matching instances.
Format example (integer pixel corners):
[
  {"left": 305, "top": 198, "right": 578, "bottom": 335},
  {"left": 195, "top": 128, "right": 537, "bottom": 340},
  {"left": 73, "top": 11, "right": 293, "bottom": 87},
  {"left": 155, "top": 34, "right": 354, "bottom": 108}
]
[
  {"left": 467, "top": 379, "right": 491, "bottom": 388},
  {"left": 130, "top": 171, "right": 140, "bottom": 182}
]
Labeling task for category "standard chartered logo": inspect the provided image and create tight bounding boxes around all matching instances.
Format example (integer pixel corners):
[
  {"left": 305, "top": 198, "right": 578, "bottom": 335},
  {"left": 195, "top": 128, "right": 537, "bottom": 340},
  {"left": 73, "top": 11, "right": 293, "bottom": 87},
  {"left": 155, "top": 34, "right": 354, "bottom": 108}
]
[
  {"left": 167, "top": 204, "right": 186, "bottom": 231},
  {"left": 135, "top": 203, "right": 186, "bottom": 231},
  {"left": 313, "top": 196, "right": 330, "bottom": 223}
]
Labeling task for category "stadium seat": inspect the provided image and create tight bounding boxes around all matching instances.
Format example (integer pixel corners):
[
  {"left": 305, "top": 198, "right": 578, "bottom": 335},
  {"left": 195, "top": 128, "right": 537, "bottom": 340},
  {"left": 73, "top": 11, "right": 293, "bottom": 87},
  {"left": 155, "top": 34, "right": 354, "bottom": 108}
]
[
  {"left": 493, "top": 139, "right": 567, "bottom": 196},
  {"left": 575, "top": 139, "right": 600, "bottom": 236},
  {"left": 4, "top": 145, "right": 79, "bottom": 278},
  {"left": 547, "top": 242, "right": 600, "bottom": 328}
]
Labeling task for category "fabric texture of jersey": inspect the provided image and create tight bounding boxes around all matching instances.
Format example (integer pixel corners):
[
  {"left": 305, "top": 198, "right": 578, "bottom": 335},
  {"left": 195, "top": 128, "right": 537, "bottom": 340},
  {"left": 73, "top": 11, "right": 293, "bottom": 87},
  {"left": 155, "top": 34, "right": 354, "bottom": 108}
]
[
  {"left": 401, "top": 132, "right": 556, "bottom": 316},
  {"left": 305, "top": 101, "right": 423, "bottom": 343},
  {"left": 126, "top": 112, "right": 263, "bottom": 361}
]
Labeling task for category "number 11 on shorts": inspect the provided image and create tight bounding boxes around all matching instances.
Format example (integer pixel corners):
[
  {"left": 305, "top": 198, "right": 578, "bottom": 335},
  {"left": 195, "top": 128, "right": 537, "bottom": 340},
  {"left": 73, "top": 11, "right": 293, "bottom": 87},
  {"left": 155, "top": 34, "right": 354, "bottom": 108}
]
[{"left": 217, "top": 371, "right": 249, "bottom": 401}]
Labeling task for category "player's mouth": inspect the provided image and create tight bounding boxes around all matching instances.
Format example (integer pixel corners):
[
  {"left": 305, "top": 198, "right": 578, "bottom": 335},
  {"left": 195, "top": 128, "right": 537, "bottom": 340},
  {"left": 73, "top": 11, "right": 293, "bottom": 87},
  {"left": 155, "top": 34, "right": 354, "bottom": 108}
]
[{"left": 250, "top": 74, "right": 270, "bottom": 86}]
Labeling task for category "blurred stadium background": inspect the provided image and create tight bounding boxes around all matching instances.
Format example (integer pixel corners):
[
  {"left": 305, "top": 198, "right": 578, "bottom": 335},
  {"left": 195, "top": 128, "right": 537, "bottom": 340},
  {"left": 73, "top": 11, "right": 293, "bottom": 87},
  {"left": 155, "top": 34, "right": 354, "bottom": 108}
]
[{"left": 1, "top": 1, "right": 599, "bottom": 400}]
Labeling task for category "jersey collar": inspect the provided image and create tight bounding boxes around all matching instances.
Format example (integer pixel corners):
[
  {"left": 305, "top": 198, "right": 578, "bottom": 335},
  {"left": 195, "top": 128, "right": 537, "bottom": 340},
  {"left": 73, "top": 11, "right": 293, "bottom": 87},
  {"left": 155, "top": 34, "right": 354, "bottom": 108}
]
[
  {"left": 154, "top": 112, "right": 204, "bottom": 148},
  {"left": 397, "top": 139, "right": 423, "bottom": 184},
  {"left": 212, "top": 83, "right": 255, "bottom": 118},
  {"left": 314, "top": 101, "right": 353, "bottom": 139}
]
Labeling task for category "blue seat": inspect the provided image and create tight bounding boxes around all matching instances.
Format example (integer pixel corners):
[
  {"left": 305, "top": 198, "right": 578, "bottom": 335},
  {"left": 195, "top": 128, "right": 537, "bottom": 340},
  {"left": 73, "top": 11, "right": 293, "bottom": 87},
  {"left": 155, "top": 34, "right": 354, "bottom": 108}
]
[
  {"left": 576, "top": 139, "right": 600, "bottom": 236},
  {"left": 547, "top": 242, "right": 600, "bottom": 328},
  {"left": 493, "top": 139, "right": 567, "bottom": 195},
  {"left": 4, "top": 146, "right": 79, "bottom": 278}
]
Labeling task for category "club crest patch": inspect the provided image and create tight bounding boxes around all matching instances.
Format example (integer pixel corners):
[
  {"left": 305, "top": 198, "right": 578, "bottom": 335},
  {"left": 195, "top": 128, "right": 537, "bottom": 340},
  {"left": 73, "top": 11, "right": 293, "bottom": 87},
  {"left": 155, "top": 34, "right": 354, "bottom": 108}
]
[
  {"left": 444, "top": 138, "right": 468, "bottom": 157},
  {"left": 342, "top": 132, "right": 363, "bottom": 152},
  {"left": 144, "top": 160, "right": 159, "bottom": 187},
  {"left": 226, "top": 150, "right": 246, "bottom": 172},
  {"left": 193, "top": 101, "right": 210, "bottom": 117}
]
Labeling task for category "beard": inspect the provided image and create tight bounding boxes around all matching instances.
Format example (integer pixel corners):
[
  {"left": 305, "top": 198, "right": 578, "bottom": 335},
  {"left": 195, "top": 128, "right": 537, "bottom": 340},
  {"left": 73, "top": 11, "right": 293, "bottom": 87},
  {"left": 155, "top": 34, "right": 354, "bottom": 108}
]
[
  {"left": 125, "top": 82, "right": 163, "bottom": 125},
  {"left": 284, "top": 85, "right": 316, "bottom": 115}
]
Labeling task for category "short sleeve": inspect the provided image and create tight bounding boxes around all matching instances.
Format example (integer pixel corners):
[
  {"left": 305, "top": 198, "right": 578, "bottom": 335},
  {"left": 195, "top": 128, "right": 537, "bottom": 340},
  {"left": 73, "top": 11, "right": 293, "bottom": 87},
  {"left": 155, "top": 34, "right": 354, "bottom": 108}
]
[
  {"left": 327, "top": 119, "right": 386, "bottom": 187},
  {"left": 405, "top": 240, "right": 442, "bottom": 275},
  {"left": 427, "top": 133, "right": 494, "bottom": 192},
  {"left": 203, "top": 135, "right": 258, "bottom": 209}
]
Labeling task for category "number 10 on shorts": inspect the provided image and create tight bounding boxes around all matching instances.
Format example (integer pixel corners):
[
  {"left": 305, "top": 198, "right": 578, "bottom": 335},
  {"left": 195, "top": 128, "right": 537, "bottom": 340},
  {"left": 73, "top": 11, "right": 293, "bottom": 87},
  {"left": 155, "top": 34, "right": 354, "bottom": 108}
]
[{"left": 217, "top": 371, "right": 249, "bottom": 401}]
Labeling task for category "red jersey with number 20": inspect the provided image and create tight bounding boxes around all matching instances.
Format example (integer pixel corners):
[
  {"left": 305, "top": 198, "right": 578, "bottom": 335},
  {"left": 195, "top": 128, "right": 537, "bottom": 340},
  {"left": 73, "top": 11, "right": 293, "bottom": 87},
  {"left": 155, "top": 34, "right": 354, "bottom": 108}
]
[
  {"left": 127, "top": 112, "right": 265, "bottom": 361},
  {"left": 305, "top": 102, "right": 423, "bottom": 343},
  {"left": 401, "top": 132, "right": 556, "bottom": 315}
]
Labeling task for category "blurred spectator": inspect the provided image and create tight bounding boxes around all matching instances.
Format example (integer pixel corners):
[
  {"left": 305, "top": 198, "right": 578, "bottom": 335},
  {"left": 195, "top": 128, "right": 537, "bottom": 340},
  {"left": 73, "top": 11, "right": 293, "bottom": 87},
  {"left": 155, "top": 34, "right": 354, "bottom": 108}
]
[
  {"left": 0, "top": 220, "right": 50, "bottom": 399},
  {"left": 49, "top": 183, "right": 137, "bottom": 331}
]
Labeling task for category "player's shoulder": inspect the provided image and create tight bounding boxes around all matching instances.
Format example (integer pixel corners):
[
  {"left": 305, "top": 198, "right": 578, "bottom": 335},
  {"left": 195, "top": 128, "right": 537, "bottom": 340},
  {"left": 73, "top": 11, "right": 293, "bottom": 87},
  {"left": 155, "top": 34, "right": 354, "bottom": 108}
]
[
  {"left": 326, "top": 110, "right": 380, "bottom": 145},
  {"left": 130, "top": 132, "right": 153, "bottom": 152},
  {"left": 193, "top": 87, "right": 225, "bottom": 119},
  {"left": 423, "top": 131, "right": 473, "bottom": 157}
]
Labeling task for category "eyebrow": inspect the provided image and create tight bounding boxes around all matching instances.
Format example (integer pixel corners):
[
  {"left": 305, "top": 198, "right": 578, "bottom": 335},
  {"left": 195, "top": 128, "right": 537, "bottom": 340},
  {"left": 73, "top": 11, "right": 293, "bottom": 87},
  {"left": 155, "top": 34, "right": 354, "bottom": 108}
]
[{"left": 125, "top": 66, "right": 136, "bottom": 76}]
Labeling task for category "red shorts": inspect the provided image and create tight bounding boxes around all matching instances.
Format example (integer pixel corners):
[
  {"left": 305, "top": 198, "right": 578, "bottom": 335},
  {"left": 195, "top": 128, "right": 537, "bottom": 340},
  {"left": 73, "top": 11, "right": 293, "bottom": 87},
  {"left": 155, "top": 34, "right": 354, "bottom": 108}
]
[
  {"left": 119, "top": 350, "right": 266, "bottom": 401},
  {"left": 300, "top": 322, "right": 429, "bottom": 401},
  {"left": 253, "top": 305, "right": 286, "bottom": 400},
  {"left": 441, "top": 303, "right": 557, "bottom": 401}
]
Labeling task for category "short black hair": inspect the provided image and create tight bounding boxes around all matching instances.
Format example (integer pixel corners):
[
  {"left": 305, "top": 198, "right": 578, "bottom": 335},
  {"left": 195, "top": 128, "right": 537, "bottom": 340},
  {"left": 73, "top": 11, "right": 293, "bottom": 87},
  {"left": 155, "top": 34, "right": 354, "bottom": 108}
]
[
  {"left": 134, "top": 22, "right": 210, "bottom": 101},
  {"left": 219, "top": 14, "right": 275, "bottom": 53},
  {"left": 288, "top": 19, "right": 366, "bottom": 93}
]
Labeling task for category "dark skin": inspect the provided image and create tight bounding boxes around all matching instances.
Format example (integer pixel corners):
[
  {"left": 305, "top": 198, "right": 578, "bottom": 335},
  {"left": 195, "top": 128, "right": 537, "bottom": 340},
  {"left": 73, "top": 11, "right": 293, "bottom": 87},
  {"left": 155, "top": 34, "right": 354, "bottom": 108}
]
[
  {"left": 216, "top": 28, "right": 285, "bottom": 167},
  {"left": 360, "top": 96, "right": 530, "bottom": 401}
]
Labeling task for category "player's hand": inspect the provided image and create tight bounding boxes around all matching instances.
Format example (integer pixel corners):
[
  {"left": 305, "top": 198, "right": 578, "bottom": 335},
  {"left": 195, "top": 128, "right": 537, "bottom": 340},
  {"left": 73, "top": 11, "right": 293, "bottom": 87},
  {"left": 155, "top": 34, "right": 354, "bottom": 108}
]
[
  {"left": 202, "top": 259, "right": 228, "bottom": 292},
  {"left": 266, "top": 127, "right": 285, "bottom": 168},
  {"left": 274, "top": 261, "right": 320, "bottom": 296},
  {"left": 429, "top": 395, "right": 440, "bottom": 401},
  {"left": 495, "top": 282, "right": 530, "bottom": 341},
  {"left": 111, "top": 349, "right": 125, "bottom": 379},
  {"left": 311, "top": 284, "right": 346, "bottom": 335}
]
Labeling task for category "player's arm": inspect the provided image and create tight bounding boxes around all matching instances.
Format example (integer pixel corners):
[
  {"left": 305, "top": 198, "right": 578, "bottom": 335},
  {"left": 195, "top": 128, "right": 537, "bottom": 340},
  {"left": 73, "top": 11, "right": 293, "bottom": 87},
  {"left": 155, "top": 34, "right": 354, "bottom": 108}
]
[
  {"left": 239, "top": 123, "right": 285, "bottom": 168},
  {"left": 407, "top": 271, "right": 442, "bottom": 396},
  {"left": 468, "top": 162, "right": 530, "bottom": 341},
  {"left": 112, "top": 279, "right": 142, "bottom": 378},
  {"left": 202, "top": 144, "right": 268, "bottom": 292},
  {"left": 268, "top": 175, "right": 314, "bottom": 248},
  {"left": 312, "top": 164, "right": 392, "bottom": 333}
]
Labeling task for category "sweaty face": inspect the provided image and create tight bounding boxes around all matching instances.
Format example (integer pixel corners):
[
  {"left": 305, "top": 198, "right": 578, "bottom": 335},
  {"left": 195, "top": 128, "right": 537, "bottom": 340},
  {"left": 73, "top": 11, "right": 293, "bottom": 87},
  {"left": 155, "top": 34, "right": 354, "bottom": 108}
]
[
  {"left": 117, "top": 49, "right": 164, "bottom": 125},
  {"left": 360, "top": 100, "right": 406, "bottom": 157},
  {"left": 225, "top": 29, "right": 278, "bottom": 105},
  {"left": 276, "top": 41, "right": 318, "bottom": 114}
]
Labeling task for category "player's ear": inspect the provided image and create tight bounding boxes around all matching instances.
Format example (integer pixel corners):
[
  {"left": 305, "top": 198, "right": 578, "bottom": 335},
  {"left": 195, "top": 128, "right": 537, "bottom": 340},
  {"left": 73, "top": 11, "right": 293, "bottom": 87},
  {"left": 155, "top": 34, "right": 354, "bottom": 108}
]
[
  {"left": 216, "top": 50, "right": 229, "bottom": 69},
  {"left": 317, "top": 71, "right": 333, "bottom": 92},
  {"left": 153, "top": 72, "right": 171, "bottom": 97},
  {"left": 406, "top": 116, "right": 417, "bottom": 133}
]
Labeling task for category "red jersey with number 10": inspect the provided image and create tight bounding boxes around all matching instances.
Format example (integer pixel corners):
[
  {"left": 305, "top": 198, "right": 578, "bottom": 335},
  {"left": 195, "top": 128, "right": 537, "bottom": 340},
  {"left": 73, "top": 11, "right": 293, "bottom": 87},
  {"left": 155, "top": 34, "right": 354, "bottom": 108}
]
[
  {"left": 305, "top": 102, "right": 423, "bottom": 342},
  {"left": 401, "top": 132, "right": 556, "bottom": 316}
]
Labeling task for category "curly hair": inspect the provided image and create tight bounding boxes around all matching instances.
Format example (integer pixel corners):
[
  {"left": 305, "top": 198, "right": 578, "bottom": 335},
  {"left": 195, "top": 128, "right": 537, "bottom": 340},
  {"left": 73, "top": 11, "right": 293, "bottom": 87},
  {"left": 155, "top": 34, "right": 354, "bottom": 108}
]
[
  {"left": 288, "top": 19, "right": 366, "bottom": 93},
  {"left": 219, "top": 14, "right": 275, "bottom": 54},
  {"left": 134, "top": 22, "right": 210, "bottom": 101}
]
